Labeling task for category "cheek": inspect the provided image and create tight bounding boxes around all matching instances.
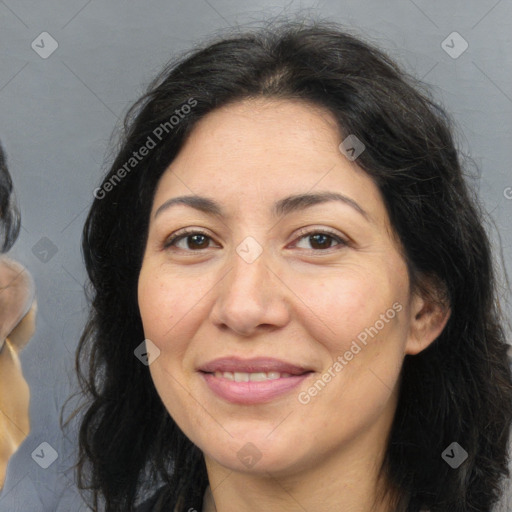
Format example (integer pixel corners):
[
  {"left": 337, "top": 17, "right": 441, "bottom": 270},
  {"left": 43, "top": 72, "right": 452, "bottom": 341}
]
[
  {"left": 137, "top": 263, "right": 217, "bottom": 372},
  {"left": 138, "top": 265, "right": 193, "bottom": 342},
  {"left": 137, "top": 267, "right": 181, "bottom": 369},
  {"left": 138, "top": 266, "right": 199, "bottom": 428},
  {"left": 138, "top": 272, "right": 166, "bottom": 341},
  {"left": 297, "top": 266, "right": 406, "bottom": 351}
]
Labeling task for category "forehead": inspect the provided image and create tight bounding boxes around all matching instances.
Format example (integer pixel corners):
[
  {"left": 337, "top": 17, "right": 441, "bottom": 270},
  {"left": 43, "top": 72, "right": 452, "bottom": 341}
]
[{"left": 152, "top": 98, "right": 387, "bottom": 224}]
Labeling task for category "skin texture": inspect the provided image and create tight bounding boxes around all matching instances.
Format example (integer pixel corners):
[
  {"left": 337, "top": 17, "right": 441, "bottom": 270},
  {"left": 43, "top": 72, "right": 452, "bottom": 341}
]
[
  {"left": 0, "top": 301, "right": 36, "bottom": 489},
  {"left": 137, "top": 99, "right": 450, "bottom": 512}
]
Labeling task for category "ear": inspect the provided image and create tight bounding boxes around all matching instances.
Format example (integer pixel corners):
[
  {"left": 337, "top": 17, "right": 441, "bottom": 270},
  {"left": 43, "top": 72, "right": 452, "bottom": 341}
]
[{"left": 405, "top": 281, "right": 451, "bottom": 356}]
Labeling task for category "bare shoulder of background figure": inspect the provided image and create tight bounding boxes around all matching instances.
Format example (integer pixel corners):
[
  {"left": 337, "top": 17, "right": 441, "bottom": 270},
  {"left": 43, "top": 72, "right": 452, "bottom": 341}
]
[{"left": 0, "top": 140, "right": 37, "bottom": 490}]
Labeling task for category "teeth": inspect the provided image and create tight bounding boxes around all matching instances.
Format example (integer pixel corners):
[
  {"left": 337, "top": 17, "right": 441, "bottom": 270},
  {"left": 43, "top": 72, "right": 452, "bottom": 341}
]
[
  {"left": 213, "top": 371, "right": 293, "bottom": 381},
  {"left": 250, "top": 372, "right": 271, "bottom": 382},
  {"left": 234, "top": 372, "right": 249, "bottom": 382}
]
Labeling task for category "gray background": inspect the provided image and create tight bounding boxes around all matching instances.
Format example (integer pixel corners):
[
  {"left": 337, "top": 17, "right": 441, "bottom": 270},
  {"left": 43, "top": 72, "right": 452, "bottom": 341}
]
[{"left": 0, "top": 0, "right": 511, "bottom": 510}]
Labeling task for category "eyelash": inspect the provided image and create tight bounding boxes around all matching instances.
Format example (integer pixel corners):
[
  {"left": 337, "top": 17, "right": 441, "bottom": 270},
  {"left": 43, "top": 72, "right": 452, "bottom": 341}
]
[{"left": 163, "top": 227, "right": 348, "bottom": 253}]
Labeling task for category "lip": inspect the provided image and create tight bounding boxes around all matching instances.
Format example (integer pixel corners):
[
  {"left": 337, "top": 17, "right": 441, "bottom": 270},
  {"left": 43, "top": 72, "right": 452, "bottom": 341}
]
[
  {"left": 198, "top": 356, "right": 311, "bottom": 375},
  {"left": 198, "top": 357, "right": 314, "bottom": 405},
  {"left": 201, "top": 372, "right": 312, "bottom": 405}
]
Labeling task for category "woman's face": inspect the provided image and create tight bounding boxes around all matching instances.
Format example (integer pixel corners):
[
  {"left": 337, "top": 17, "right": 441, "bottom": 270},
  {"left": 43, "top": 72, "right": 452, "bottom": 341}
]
[{"left": 138, "top": 98, "right": 439, "bottom": 478}]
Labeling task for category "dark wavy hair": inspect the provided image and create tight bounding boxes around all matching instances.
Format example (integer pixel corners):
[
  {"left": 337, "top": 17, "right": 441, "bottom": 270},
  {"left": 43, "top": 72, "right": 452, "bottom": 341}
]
[
  {"left": 0, "top": 142, "right": 20, "bottom": 253},
  {"left": 73, "top": 20, "right": 512, "bottom": 512}
]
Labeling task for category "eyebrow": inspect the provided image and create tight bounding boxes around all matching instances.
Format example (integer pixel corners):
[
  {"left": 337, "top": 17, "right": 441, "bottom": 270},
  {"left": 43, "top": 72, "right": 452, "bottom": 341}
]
[{"left": 154, "top": 192, "right": 369, "bottom": 221}]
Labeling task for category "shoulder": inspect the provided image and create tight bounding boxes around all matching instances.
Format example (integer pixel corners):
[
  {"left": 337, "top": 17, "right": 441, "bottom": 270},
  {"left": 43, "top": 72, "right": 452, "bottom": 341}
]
[
  {"left": 0, "top": 257, "right": 35, "bottom": 343},
  {"left": 0, "top": 258, "right": 33, "bottom": 290}
]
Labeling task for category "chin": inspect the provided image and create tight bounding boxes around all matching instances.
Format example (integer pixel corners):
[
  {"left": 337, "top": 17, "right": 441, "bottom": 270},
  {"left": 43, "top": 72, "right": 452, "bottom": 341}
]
[{"left": 201, "top": 433, "right": 310, "bottom": 476}]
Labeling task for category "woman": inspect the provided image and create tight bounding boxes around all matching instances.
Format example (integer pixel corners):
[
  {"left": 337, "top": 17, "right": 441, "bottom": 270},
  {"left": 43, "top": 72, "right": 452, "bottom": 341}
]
[
  {"left": 0, "top": 142, "right": 37, "bottom": 489},
  {"left": 75, "top": 21, "right": 512, "bottom": 511}
]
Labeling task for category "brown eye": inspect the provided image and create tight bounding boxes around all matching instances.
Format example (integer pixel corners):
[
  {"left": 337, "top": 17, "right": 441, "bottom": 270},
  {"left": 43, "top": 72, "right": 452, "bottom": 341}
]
[
  {"left": 307, "top": 233, "right": 336, "bottom": 250},
  {"left": 164, "top": 230, "right": 216, "bottom": 251},
  {"left": 183, "top": 234, "right": 210, "bottom": 250},
  {"left": 294, "top": 230, "right": 347, "bottom": 251}
]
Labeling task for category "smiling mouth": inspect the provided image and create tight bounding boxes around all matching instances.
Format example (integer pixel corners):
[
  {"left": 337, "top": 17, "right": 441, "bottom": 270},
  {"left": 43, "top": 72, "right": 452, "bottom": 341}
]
[{"left": 197, "top": 356, "right": 315, "bottom": 404}]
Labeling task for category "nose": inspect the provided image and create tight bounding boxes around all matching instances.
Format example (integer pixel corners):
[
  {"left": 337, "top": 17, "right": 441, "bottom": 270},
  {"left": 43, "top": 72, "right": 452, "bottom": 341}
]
[{"left": 209, "top": 247, "right": 291, "bottom": 337}]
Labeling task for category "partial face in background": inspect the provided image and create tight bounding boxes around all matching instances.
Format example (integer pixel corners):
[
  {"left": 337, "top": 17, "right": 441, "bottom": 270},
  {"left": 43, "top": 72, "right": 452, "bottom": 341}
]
[{"left": 137, "top": 99, "right": 447, "bottom": 477}]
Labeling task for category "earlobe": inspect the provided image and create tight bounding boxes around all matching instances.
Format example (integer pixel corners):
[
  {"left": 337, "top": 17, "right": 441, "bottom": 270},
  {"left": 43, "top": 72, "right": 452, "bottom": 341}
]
[{"left": 405, "top": 291, "right": 451, "bottom": 356}]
